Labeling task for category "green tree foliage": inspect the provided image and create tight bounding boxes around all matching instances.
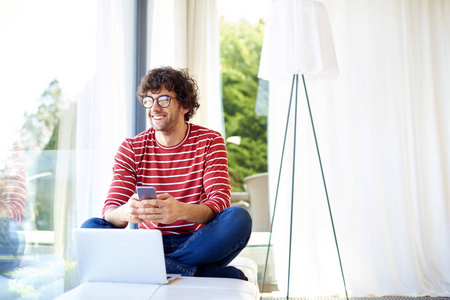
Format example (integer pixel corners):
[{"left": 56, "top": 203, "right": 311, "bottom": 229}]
[
  {"left": 19, "top": 80, "right": 66, "bottom": 230},
  {"left": 20, "top": 80, "right": 64, "bottom": 151},
  {"left": 220, "top": 18, "right": 267, "bottom": 191}
]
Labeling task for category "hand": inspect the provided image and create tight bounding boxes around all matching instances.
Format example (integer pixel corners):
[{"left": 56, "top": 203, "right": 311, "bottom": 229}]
[
  {"left": 119, "top": 194, "right": 145, "bottom": 224},
  {"left": 137, "top": 193, "right": 185, "bottom": 224}
]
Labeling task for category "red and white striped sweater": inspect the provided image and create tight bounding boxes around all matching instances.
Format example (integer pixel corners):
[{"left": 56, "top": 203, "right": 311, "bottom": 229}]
[
  {"left": 0, "top": 143, "right": 26, "bottom": 222},
  {"left": 102, "top": 123, "right": 231, "bottom": 235}
]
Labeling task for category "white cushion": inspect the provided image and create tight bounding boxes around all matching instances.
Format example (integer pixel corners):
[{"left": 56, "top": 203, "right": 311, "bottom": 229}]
[
  {"left": 229, "top": 256, "right": 258, "bottom": 285},
  {"left": 56, "top": 257, "right": 259, "bottom": 300}
]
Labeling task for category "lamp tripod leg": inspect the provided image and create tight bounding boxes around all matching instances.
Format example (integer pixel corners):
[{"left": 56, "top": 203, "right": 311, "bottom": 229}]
[
  {"left": 302, "top": 74, "right": 349, "bottom": 300},
  {"left": 262, "top": 75, "right": 348, "bottom": 300},
  {"left": 286, "top": 74, "right": 300, "bottom": 299},
  {"left": 260, "top": 75, "right": 296, "bottom": 299}
]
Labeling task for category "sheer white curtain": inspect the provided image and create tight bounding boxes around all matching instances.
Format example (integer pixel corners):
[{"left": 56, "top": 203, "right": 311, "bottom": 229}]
[
  {"left": 148, "top": 0, "right": 223, "bottom": 134},
  {"left": 74, "top": 1, "right": 134, "bottom": 227},
  {"left": 53, "top": 0, "right": 135, "bottom": 268},
  {"left": 267, "top": 0, "right": 450, "bottom": 297}
]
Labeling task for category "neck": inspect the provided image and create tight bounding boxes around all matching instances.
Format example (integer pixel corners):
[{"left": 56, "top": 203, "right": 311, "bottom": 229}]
[{"left": 155, "top": 122, "right": 188, "bottom": 147}]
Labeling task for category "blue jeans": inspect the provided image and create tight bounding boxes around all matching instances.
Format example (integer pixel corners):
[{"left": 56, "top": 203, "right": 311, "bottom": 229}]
[
  {"left": 0, "top": 218, "right": 25, "bottom": 275},
  {"left": 81, "top": 206, "right": 252, "bottom": 276}
]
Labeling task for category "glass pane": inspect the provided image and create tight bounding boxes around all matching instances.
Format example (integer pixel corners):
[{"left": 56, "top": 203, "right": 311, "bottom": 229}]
[
  {"left": 218, "top": 0, "right": 270, "bottom": 192},
  {"left": 0, "top": 1, "right": 135, "bottom": 298},
  {"left": 218, "top": 0, "right": 276, "bottom": 295}
]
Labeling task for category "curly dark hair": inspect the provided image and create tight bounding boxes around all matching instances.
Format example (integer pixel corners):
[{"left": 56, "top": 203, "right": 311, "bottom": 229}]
[{"left": 137, "top": 66, "right": 200, "bottom": 122}]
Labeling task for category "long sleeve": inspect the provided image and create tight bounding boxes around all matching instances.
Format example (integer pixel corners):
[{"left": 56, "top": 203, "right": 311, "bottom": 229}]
[
  {"left": 102, "top": 140, "right": 137, "bottom": 217},
  {"left": 200, "top": 133, "right": 231, "bottom": 213}
]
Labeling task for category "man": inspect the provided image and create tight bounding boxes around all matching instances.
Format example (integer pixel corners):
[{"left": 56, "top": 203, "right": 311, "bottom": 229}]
[
  {"left": 0, "top": 142, "right": 26, "bottom": 276},
  {"left": 82, "top": 66, "right": 252, "bottom": 280}
]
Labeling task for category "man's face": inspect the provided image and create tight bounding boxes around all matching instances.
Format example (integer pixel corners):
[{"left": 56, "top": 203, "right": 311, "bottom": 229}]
[{"left": 147, "top": 86, "right": 188, "bottom": 133}]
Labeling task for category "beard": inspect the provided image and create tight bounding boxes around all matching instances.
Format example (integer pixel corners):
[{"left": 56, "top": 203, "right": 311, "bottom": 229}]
[{"left": 149, "top": 105, "right": 185, "bottom": 134}]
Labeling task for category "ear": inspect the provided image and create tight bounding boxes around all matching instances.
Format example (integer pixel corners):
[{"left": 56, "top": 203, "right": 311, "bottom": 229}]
[{"left": 181, "top": 107, "right": 189, "bottom": 116}]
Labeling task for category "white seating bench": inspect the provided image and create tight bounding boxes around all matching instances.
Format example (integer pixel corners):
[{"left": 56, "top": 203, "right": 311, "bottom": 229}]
[{"left": 56, "top": 257, "right": 259, "bottom": 300}]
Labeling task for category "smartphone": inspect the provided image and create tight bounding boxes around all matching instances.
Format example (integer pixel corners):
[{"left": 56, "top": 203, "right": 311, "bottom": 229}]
[{"left": 137, "top": 186, "right": 157, "bottom": 200}]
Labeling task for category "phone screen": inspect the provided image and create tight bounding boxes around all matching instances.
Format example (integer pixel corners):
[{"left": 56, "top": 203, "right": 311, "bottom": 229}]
[{"left": 137, "top": 186, "right": 157, "bottom": 200}]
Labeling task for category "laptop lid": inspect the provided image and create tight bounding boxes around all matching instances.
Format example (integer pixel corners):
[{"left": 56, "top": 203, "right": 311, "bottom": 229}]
[{"left": 73, "top": 228, "right": 179, "bottom": 285}]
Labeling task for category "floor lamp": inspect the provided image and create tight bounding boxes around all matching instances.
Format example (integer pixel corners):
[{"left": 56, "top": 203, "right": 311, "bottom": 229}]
[{"left": 257, "top": 1, "right": 348, "bottom": 299}]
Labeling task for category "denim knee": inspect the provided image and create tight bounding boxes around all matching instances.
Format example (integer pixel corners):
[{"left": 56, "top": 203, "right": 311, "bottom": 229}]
[
  {"left": 223, "top": 206, "right": 252, "bottom": 235},
  {"left": 80, "top": 217, "right": 118, "bottom": 229}
]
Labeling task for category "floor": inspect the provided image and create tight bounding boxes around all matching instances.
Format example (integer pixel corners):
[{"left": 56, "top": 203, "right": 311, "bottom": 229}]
[{"left": 260, "top": 297, "right": 450, "bottom": 300}]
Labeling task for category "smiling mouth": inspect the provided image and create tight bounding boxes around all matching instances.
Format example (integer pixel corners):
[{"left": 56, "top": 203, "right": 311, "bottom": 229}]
[{"left": 152, "top": 114, "right": 166, "bottom": 120}]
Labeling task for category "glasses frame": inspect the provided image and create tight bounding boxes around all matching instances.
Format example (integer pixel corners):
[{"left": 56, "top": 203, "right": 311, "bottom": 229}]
[{"left": 140, "top": 95, "right": 177, "bottom": 109}]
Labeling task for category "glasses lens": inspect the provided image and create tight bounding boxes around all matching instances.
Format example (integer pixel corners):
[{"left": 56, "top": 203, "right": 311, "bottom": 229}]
[
  {"left": 142, "top": 97, "right": 154, "bottom": 108},
  {"left": 157, "top": 96, "right": 171, "bottom": 108}
]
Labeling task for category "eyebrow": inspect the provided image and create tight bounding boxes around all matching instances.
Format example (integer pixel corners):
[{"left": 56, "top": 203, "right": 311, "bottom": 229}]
[{"left": 145, "top": 94, "right": 174, "bottom": 98}]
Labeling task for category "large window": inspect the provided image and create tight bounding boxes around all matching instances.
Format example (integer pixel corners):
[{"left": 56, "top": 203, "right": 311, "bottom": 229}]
[
  {"left": 1, "top": 1, "right": 276, "bottom": 298},
  {"left": 0, "top": 1, "right": 136, "bottom": 298}
]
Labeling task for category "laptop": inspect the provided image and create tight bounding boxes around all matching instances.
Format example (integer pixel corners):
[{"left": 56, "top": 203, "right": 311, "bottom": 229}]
[{"left": 73, "top": 228, "right": 181, "bottom": 285}]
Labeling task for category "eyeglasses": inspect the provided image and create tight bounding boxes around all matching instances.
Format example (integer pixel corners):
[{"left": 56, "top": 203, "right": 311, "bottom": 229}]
[{"left": 141, "top": 95, "right": 176, "bottom": 109}]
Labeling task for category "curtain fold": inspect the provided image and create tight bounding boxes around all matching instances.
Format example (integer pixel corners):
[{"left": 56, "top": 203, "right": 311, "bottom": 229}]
[
  {"left": 267, "top": 0, "right": 450, "bottom": 297},
  {"left": 74, "top": 0, "right": 133, "bottom": 227},
  {"left": 148, "top": 0, "right": 224, "bottom": 135},
  {"left": 53, "top": 0, "right": 135, "bottom": 290}
]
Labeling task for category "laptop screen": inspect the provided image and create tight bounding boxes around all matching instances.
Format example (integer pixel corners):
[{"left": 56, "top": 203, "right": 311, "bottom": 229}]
[{"left": 73, "top": 228, "right": 176, "bottom": 285}]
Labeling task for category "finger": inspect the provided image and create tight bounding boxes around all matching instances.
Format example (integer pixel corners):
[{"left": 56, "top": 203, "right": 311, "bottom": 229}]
[
  {"left": 141, "top": 199, "right": 163, "bottom": 208},
  {"left": 157, "top": 193, "right": 171, "bottom": 200},
  {"left": 128, "top": 212, "right": 144, "bottom": 223},
  {"left": 138, "top": 213, "right": 163, "bottom": 222},
  {"left": 139, "top": 206, "right": 164, "bottom": 215},
  {"left": 129, "top": 217, "right": 143, "bottom": 224},
  {"left": 130, "top": 193, "right": 140, "bottom": 201},
  {"left": 128, "top": 196, "right": 143, "bottom": 208}
]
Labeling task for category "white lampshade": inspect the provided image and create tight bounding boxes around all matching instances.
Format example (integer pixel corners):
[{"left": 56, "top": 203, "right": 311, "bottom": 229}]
[{"left": 258, "top": 0, "right": 339, "bottom": 81}]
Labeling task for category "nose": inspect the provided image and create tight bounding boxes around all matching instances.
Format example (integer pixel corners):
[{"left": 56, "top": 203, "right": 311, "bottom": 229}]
[{"left": 151, "top": 103, "right": 163, "bottom": 112}]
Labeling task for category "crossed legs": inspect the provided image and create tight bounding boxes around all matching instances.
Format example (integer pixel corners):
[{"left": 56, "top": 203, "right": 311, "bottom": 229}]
[{"left": 81, "top": 206, "right": 252, "bottom": 280}]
